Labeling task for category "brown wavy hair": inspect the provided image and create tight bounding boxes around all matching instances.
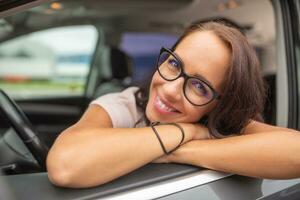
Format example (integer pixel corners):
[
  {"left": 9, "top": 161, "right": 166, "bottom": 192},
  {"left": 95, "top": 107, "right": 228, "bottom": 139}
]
[{"left": 135, "top": 20, "right": 266, "bottom": 138}]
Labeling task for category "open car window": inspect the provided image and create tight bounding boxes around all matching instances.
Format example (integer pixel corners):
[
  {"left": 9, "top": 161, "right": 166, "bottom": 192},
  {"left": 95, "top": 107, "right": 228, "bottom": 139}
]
[{"left": 0, "top": 25, "right": 98, "bottom": 99}]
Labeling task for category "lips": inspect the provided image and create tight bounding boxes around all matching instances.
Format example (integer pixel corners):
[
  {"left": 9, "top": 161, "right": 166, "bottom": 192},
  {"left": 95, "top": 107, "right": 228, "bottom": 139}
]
[{"left": 154, "top": 95, "right": 180, "bottom": 114}]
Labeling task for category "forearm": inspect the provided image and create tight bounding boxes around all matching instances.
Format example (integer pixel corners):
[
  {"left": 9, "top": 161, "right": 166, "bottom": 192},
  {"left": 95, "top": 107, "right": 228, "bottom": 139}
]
[
  {"left": 47, "top": 124, "right": 194, "bottom": 188},
  {"left": 171, "top": 131, "right": 300, "bottom": 179}
]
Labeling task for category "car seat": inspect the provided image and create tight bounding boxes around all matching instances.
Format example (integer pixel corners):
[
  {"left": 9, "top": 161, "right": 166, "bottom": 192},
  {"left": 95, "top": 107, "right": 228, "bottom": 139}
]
[{"left": 94, "top": 47, "right": 133, "bottom": 97}]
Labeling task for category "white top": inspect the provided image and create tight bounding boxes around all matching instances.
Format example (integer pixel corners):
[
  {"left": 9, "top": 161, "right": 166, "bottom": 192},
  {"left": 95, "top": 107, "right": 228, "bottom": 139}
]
[{"left": 90, "top": 87, "right": 146, "bottom": 128}]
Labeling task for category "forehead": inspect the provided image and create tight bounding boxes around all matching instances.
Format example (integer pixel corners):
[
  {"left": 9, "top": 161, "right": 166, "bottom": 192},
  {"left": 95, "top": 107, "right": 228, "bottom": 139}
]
[{"left": 174, "top": 31, "right": 231, "bottom": 90}]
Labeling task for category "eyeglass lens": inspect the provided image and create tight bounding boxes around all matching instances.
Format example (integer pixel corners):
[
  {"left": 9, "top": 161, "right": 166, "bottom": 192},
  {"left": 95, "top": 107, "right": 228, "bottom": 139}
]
[
  {"left": 157, "top": 49, "right": 215, "bottom": 106},
  {"left": 157, "top": 51, "right": 182, "bottom": 80}
]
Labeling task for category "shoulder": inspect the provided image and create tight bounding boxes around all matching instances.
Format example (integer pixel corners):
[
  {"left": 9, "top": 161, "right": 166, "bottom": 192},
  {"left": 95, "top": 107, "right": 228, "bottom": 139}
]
[
  {"left": 92, "top": 86, "right": 139, "bottom": 102},
  {"left": 91, "top": 86, "right": 139, "bottom": 109},
  {"left": 90, "top": 87, "right": 143, "bottom": 128}
]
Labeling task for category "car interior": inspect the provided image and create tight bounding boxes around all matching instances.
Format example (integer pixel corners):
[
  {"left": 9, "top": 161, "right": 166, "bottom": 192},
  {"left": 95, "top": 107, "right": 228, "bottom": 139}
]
[{"left": 1, "top": 0, "right": 293, "bottom": 199}]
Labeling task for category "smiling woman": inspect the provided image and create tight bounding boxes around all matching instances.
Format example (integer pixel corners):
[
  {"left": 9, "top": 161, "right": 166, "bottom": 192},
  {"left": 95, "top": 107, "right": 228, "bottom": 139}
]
[{"left": 46, "top": 20, "right": 300, "bottom": 188}]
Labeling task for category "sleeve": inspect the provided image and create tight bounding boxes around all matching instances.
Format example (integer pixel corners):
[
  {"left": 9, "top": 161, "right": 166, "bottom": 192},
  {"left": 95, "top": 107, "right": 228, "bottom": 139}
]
[{"left": 90, "top": 87, "right": 141, "bottom": 128}]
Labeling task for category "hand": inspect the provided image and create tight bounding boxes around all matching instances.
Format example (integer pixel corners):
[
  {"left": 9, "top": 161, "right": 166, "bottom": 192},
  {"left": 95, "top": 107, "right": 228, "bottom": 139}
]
[{"left": 192, "top": 123, "right": 211, "bottom": 140}]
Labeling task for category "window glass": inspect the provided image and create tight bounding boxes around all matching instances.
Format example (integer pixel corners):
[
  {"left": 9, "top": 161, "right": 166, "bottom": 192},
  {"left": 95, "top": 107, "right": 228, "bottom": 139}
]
[
  {"left": 120, "top": 33, "right": 178, "bottom": 84},
  {"left": 0, "top": 25, "right": 98, "bottom": 99}
]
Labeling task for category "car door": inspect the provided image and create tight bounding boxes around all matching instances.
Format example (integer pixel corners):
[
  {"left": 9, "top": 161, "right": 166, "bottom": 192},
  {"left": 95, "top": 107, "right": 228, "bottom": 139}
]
[{"left": 2, "top": 0, "right": 300, "bottom": 200}]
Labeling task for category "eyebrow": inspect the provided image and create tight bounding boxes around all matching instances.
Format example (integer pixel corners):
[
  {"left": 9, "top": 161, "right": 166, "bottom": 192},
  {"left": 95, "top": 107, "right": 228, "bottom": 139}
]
[
  {"left": 192, "top": 73, "right": 215, "bottom": 89},
  {"left": 173, "top": 50, "right": 216, "bottom": 89}
]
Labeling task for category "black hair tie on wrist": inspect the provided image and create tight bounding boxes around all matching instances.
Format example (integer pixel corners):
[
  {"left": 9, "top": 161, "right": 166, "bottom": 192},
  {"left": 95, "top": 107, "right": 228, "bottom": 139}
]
[{"left": 150, "top": 121, "right": 185, "bottom": 155}]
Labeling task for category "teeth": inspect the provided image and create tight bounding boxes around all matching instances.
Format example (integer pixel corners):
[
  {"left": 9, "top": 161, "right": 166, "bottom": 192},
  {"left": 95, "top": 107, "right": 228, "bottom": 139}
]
[{"left": 156, "top": 96, "right": 176, "bottom": 112}]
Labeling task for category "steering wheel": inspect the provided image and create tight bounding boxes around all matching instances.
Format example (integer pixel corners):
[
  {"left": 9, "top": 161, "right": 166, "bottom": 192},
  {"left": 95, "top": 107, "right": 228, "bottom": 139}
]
[{"left": 0, "top": 89, "right": 48, "bottom": 171}]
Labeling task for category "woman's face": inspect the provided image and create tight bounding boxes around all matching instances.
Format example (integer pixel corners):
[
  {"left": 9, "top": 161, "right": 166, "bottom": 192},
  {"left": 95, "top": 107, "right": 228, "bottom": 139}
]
[{"left": 146, "top": 30, "right": 231, "bottom": 123}]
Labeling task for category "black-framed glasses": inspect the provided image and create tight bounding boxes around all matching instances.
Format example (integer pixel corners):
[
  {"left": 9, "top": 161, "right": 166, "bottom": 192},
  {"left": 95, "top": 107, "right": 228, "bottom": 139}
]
[{"left": 156, "top": 47, "right": 221, "bottom": 106}]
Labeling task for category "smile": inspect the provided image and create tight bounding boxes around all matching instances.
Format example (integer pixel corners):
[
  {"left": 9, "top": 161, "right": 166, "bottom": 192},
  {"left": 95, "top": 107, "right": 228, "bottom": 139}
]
[{"left": 154, "top": 96, "right": 179, "bottom": 114}]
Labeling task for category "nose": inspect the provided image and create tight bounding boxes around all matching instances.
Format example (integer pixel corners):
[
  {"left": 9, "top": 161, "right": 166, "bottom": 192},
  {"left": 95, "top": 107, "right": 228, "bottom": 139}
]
[{"left": 161, "top": 77, "right": 184, "bottom": 102}]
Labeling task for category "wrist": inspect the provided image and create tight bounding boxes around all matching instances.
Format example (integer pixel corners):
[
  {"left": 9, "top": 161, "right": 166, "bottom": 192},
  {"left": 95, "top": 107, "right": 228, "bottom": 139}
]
[
  {"left": 178, "top": 123, "right": 196, "bottom": 142},
  {"left": 194, "top": 125, "right": 210, "bottom": 140},
  {"left": 168, "top": 141, "right": 193, "bottom": 163},
  {"left": 150, "top": 122, "right": 185, "bottom": 155}
]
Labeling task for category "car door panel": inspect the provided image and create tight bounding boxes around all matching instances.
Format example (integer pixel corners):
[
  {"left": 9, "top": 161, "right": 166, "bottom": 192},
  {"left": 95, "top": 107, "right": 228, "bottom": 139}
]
[
  {"left": 3, "top": 164, "right": 300, "bottom": 200},
  {"left": 15, "top": 96, "right": 90, "bottom": 146}
]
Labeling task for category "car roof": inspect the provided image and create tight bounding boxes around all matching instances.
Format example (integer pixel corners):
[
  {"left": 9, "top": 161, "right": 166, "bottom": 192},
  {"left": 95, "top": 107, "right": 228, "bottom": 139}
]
[{"left": 0, "top": 0, "right": 274, "bottom": 46}]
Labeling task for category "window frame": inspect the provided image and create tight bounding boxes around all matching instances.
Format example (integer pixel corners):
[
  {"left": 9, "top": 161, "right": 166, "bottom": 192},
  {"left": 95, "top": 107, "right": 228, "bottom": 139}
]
[{"left": 277, "top": 0, "right": 299, "bottom": 130}]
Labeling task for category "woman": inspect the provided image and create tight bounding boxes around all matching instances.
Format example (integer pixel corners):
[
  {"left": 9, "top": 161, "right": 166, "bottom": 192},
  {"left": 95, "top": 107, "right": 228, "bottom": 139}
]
[{"left": 47, "top": 21, "right": 300, "bottom": 188}]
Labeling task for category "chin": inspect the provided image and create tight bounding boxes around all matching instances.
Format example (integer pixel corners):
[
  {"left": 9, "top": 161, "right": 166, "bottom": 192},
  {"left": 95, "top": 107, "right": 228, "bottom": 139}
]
[
  {"left": 145, "top": 106, "right": 157, "bottom": 123},
  {"left": 145, "top": 102, "right": 153, "bottom": 121}
]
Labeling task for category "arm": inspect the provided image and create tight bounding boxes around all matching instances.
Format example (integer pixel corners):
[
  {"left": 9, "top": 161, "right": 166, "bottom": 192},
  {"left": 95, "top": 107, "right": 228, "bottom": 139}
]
[
  {"left": 167, "top": 121, "right": 300, "bottom": 179},
  {"left": 46, "top": 105, "right": 206, "bottom": 188}
]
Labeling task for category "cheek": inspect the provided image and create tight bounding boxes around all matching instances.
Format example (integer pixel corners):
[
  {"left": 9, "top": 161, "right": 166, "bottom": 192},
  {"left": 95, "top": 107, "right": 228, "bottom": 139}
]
[
  {"left": 184, "top": 106, "right": 205, "bottom": 122},
  {"left": 151, "top": 72, "right": 163, "bottom": 85},
  {"left": 148, "top": 72, "right": 163, "bottom": 96},
  {"left": 145, "top": 73, "right": 160, "bottom": 119},
  {"left": 183, "top": 103, "right": 215, "bottom": 122}
]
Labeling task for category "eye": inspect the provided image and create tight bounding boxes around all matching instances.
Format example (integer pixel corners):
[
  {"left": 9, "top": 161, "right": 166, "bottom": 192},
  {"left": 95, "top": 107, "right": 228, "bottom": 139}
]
[
  {"left": 191, "top": 79, "right": 209, "bottom": 96},
  {"left": 167, "top": 58, "right": 180, "bottom": 69}
]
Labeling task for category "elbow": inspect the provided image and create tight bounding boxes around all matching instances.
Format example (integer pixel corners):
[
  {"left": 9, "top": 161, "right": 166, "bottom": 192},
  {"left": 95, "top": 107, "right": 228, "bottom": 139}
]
[
  {"left": 294, "top": 157, "right": 300, "bottom": 178},
  {"left": 46, "top": 151, "right": 75, "bottom": 188},
  {"left": 47, "top": 160, "right": 109, "bottom": 188},
  {"left": 46, "top": 128, "right": 112, "bottom": 188},
  {"left": 46, "top": 148, "right": 109, "bottom": 188},
  {"left": 46, "top": 129, "right": 82, "bottom": 187},
  {"left": 47, "top": 167, "right": 73, "bottom": 188}
]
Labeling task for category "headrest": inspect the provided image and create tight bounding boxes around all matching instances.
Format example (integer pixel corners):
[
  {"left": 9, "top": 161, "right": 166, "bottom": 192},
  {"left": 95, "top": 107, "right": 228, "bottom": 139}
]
[{"left": 110, "top": 47, "right": 132, "bottom": 79}]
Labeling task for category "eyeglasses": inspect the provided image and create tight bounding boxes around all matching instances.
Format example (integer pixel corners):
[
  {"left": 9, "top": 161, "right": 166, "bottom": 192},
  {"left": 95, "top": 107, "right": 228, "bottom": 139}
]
[{"left": 156, "top": 47, "right": 221, "bottom": 106}]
